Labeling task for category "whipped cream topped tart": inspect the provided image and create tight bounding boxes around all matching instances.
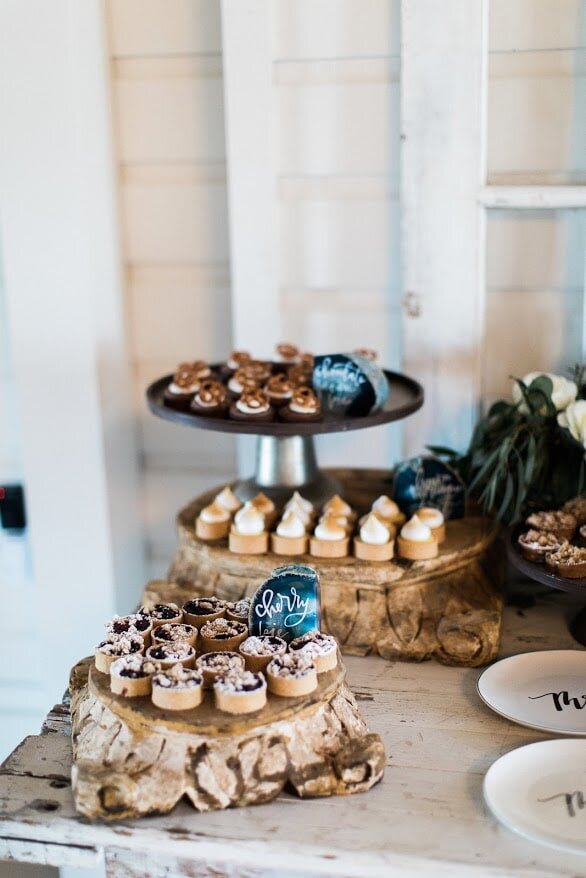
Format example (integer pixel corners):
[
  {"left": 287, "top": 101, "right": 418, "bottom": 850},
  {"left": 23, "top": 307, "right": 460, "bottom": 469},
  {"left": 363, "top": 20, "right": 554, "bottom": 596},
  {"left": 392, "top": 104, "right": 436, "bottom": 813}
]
[
  {"left": 397, "top": 514, "right": 439, "bottom": 560},
  {"left": 200, "top": 618, "right": 248, "bottom": 653},
  {"left": 416, "top": 506, "right": 446, "bottom": 543},
  {"left": 139, "top": 602, "right": 183, "bottom": 629},
  {"left": 309, "top": 513, "right": 350, "bottom": 558},
  {"left": 196, "top": 650, "right": 245, "bottom": 689},
  {"left": 190, "top": 378, "right": 228, "bottom": 418},
  {"left": 163, "top": 361, "right": 210, "bottom": 410},
  {"left": 214, "top": 669, "right": 267, "bottom": 715},
  {"left": 110, "top": 654, "right": 161, "bottom": 697},
  {"left": 264, "top": 372, "right": 294, "bottom": 407},
  {"left": 239, "top": 635, "right": 287, "bottom": 672},
  {"left": 517, "top": 529, "right": 566, "bottom": 563},
  {"left": 229, "top": 388, "right": 274, "bottom": 423},
  {"left": 353, "top": 512, "right": 394, "bottom": 561},
  {"left": 225, "top": 596, "right": 251, "bottom": 623},
  {"left": 370, "top": 495, "right": 405, "bottom": 527},
  {"left": 95, "top": 632, "right": 144, "bottom": 674},
  {"left": 105, "top": 613, "right": 153, "bottom": 645},
  {"left": 151, "top": 622, "right": 198, "bottom": 649},
  {"left": 279, "top": 386, "right": 322, "bottom": 422},
  {"left": 563, "top": 496, "right": 586, "bottom": 526},
  {"left": 195, "top": 499, "right": 231, "bottom": 541},
  {"left": 182, "top": 596, "right": 227, "bottom": 629},
  {"left": 545, "top": 543, "right": 586, "bottom": 579},
  {"left": 266, "top": 653, "right": 318, "bottom": 697},
  {"left": 146, "top": 640, "right": 196, "bottom": 669},
  {"left": 289, "top": 632, "right": 338, "bottom": 673},
  {"left": 271, "top": 509, "right": 309, "bottom": 556},
  {"left": 151, "top": 665, "right": 204, "bottom": 711},
  {"left": 525, "top": 510, "right": 577, "bottom": 541},
  {"left": 229, "top": 502, "right": 268, "bottom": 555}
]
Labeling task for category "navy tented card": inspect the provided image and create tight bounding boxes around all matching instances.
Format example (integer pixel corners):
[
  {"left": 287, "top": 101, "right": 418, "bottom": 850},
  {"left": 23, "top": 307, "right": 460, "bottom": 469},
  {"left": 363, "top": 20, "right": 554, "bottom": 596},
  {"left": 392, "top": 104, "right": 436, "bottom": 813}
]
[
  {"left": 312, "top": 353, "right": 389, "bottom": 416},
  {"left": 248, "top": 564, "right": 320, "bottom": 643},
  {"left": 393, "top": 455, "right": 466, "bottom": 519}
]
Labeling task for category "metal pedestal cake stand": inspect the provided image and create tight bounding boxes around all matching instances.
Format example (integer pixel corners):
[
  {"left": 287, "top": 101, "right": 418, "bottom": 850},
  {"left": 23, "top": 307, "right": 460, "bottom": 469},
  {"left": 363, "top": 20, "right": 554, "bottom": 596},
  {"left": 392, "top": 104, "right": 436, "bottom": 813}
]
[{"left": 146, "top": 368, "right": 424, "bottom": 503}]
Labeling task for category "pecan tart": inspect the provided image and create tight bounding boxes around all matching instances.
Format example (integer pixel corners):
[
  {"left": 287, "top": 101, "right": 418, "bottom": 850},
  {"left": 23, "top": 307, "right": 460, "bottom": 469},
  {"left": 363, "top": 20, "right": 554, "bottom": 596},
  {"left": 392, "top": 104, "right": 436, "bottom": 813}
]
[
  {"left": 518, "top": 529, "right": 566, "bottom": 563},
  {"left": 545, "top": 543, "right": 586, "bottom": 579},
  {"left": 525, "top": 510, "right": 577, "bottom": 541}
]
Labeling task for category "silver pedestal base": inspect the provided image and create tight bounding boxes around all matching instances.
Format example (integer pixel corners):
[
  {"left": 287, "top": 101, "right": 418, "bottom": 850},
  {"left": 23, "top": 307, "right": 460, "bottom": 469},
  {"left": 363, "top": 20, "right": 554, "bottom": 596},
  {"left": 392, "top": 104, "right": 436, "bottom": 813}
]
[{"left": 234, "top": 435, "right": 341, "bottom": 504}]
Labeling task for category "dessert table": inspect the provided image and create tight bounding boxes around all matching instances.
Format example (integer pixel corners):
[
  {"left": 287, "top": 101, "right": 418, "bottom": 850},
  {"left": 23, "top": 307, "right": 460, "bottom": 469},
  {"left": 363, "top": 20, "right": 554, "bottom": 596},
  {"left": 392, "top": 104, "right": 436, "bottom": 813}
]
[{"left": 1, "top": 580, "right": 585, "bottom": 877}]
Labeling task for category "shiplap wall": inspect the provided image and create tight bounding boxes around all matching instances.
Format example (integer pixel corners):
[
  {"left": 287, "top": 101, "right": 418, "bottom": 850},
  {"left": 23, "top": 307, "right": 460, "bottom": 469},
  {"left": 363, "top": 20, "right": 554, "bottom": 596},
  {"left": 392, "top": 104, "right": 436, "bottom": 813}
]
[{"left": 105, "top": 0, "right": 585, "bottom": 571}]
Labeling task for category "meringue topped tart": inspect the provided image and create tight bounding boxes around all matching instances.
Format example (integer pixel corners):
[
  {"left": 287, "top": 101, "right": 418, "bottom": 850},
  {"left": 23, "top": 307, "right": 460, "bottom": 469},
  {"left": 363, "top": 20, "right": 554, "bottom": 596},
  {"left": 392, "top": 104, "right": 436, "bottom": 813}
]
[
  {"left": 354, "top": 512, "right": 394, "bottom": 562},
  {"left": 271, "top": 509, "right": 309, "bottom": 556},
  {"left": 250, "top": 492, "right": 276, "bottom": 525},
  {"left": 416, "top": 506, "right": 446, "bottom": 543},
  {"left": 229, "top": 502, "right": 268, "bottom": 555},
  {"left": 214, "top": 485, "right": 242, "bottom": 514},
  {"left": 283, "top": 494, "right": 313, "bottom": 528},
  {"left": 195, "top": 500, "right": 231, "bottom": 541},
  {"left": 310, "top": 513, "right": 350, "bottom": 559},
  {"left": 397, "top": 514, "right": 439, "bottom": 561},
  {"left": 371, "top": 495, "right": 406, "bottom": 526},
  {"left": 323, "top": 494, "right": 355, "bottom": 520}
]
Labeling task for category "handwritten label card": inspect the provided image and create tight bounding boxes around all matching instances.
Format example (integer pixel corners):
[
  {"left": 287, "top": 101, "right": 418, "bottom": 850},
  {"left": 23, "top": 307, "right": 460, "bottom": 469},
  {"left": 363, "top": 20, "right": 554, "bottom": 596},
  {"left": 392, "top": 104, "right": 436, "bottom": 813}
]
[
  {"left": 393, "top": 455, "right": 465, "bottom": 520},
  {"left": 312, "top": 353, "right": 389, "bottom": 416},
  {"left": 248, "top": 564, "right": 320, "bottom": 643}
]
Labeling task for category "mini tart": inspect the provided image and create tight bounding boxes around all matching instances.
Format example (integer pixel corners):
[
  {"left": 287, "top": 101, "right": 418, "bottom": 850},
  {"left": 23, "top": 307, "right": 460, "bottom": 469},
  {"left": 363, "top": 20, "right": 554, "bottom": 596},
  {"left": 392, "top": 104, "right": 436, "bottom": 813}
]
[
  {"left": 563, "top": 496, "right": 586, "bottom": 526},
  {"left": 397, "top": 514, "right": 438, "bottom": 561},
  {"left": 182, "top": 597, "right": 227, "bottom": 629},
  {"left": 545, "top": 543, "right": 586, "bottom": 579},
  {"left": 105, "top": 613, "right": 153, "bottom": 645},
  {"left": 370, "top": 495, "right": 406, "bottom": 527},
  {"left": 214, "top": 670, "right": 267, "bottom": 715},
  {"left": 195, "top": 500, "right": 231, "bottom": 540},
  {"left": 110, "top": 654, "right": 161, "bottom": 697},
  {"left": 190, "top": 379, "right": 228, "bottom": 418},
  {"left": 250, "top": 492, "right": 277, "bottom": 527},
  {"left": 526, "top": 510, "right": 577, "bottom": 541},
  {"left": 353, "top": 536, "right": 394, "bottom": 561},
  {"left": 275, "top": 342, "right": 300, "bottom": 365},
  {"left": 196, "top": 651, "right": 245, "bottom": 689},
  {"left": 223, "top": 350, "right": 251, "bottom": 376},
  {"left": 227, "top": 367, "right": 261, "bottom": 397},
  {"left": 580, "top": 524, "right": 586, "bottom": 549},
  {"left": 287, "top": 364, "right": 313, "bottom": 387},
  {"left": 151, "top": 665, "right": 204, "bottom": 711},
  {"left": 146, "top": 641, "right": 196, "bottom": 669},
  {"left": 151, "top": 622, "right": 198, "bottom": 648},
  {"left": 309, "top": 514, "right": 350, "bottom": 559},
  {"left": 416, "top": 507, "right": 446, "bottom": 543},
  {"left": 239, "top": 635, "right": 287, "bottom": 672},
  {"left": 323, "top": 494, "right": 356, "bottom": 521},
  {"left": 271, "top": 532, "right": 308, "bottom": 556},
  {"left": 199, "top": 618, "right": 248, "bottom": 653},
  {"left": 354, "top": 512, "right": 393, "bottom": 561},
  {"left": 215, "top": 485, "right": 242, "bottom": 515},
  {"left": 264, "top": 373, "right": 294, "bottom": 407},
  {"left": 229, "top": 389, "right": 274, "bottom": 423},
  {"left": 95, "top": 633, "right": 144, "bottom": 674},
  {"left": 163, "top": 364, "right": 204, "bottom": 410},
  {"left": 266, "top": 653, "right": 318, "bottom": 698},
  {"left": 518, "top": 529, "right": 566, "bottom": 563},
  {"left": 225, "top": 597, "right": 251, "bottom": 623},
  {"left": 289, "top": 632, "right": 338, "bottom": 674},
  {"left": 229, "top": 503, "right": 269, "bottom": 554},
  {"left": 279, "top": 386, "right": 321, "bottom": 422},
  {"left": 139, "top": 603, "right": 183, "bottom": 629}
]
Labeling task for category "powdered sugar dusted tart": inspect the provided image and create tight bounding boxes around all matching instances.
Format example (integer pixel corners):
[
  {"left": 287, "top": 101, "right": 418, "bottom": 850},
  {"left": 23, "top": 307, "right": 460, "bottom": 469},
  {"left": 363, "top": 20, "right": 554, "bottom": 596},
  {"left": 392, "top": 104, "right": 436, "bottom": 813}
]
[
  {"left": 105, "top": 613, "right": 153, "bottom": 643},
  {"left": 151, "top": 622, "right": 198, "bottom": 648},
  {"left": 225, "top": 597, "right": 251, "bottom": 623},
  {"left": 95, "top": 632, "right": 144, "bottom": 674},
  {"left": 214, "top": 670, "right": 267, "bottom": 714},
  {"left": 518, "top": 529, "right": 566, "bottom": 563},
  {"left": 239, "top": 635, "right": 287, "bottom": 672},
  {"left": 138, "top": 603, "right": 183, "bottom": 629},
  {"left": 146, "top": 640, "right": 196, "bottom": 669},
  {"left": 545, "top": 543, "right": 586, "bottom": 579},
  {"left": 200, "top": 618, "right": 248, "bottom": 653},
  {"left": 266, "top": 652, "right": 318, "bottom": 697},
  {"left": 525, "top": 510, "right": 577, "bottom": 541},
  {"left": 151, "top": 664, "right": 204, "bottom": 710},
  {"left": 289, "top": 631, "right": 338, "bottom": 673},
  {"left": 110, "top": 654, "right": 161, "bottom": 697},
  {"left": 196, "top": 651, "right": 245, "bottom": 688}
]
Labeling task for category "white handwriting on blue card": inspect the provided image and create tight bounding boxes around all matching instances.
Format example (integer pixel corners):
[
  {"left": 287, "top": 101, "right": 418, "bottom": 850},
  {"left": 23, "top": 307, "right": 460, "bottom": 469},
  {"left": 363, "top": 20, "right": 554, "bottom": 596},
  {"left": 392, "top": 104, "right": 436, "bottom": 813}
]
[{"left": 254, "top": 587, "right": 310, "bottom": 628}]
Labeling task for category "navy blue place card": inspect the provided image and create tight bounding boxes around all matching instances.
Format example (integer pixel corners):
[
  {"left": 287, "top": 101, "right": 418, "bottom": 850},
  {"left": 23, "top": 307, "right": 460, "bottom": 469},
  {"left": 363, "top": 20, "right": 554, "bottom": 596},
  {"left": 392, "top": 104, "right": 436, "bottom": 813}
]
[
  {"left": 312, "top": 353, "right": 389, "bottom": 416},
  {"left": 248, "top": 564, "right": 321, "bottom": 643},
  {"left": 392, "top": 455, "right": 466, "bottom": 520}
]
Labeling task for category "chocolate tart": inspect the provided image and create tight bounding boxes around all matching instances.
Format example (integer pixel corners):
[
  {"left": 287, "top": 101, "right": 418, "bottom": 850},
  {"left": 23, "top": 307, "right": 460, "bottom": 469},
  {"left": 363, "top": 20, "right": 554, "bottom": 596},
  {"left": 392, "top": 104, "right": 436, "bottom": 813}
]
[
  {"left": 289, "top": 632, "right": 338, "bottom": 674},
  {"left": 214, "top": 670, "right": 267, "bottom": 715},
  {"left": 545, "top": 543, "right": 586, "bottom": 579},
  {"left": 239, "top": 635, "right": 287, "bottom": 672},
  {"left": 518, "top": 529, "right": 566, "bottom": 563},
  {"left": 95, "top": 632, "right": 144, "bottom": 674},
  {"left": 182, "top": 597, "right": 227, "bottom": 629},
  {"left": 526, "top": 510, "right": 577, "bottom": 541},
  {"left": 199, "top": 618, "right": 248, "bottom": 653},
  {"left": 275, "top": 342, "right": 301, "bottom": 365},
  {"left": 279, "top": 387, "right": 321, "bottom": 423},
  {"left": 195, "top": 651, "right": 245, "bottom": 689},
  {"left": 110, "top": 654, "right": 161, "bottom": 697},
  {"left": 146, "top": 641, "right": 196, "bottom": 669},
  {"left": 264, "top": 373, "right": 294, "bottom": 408},
  {"left": 138, "top": 603, "right": 183, "bottom": 629},
  {"left": 266, "top": 653, "right": 318, "bottom": 697},
  {"left": 190, "top": 379, "right": 228, "bottom": 418},
  {"left": 163, "top": 363, "right": 205, "bottom": 411},
  {"left": 221, "top": 350, "right": 251, "bottom": 379},
  {"left": 151, "top": 666, "right": 204, "bottom": 711},
  {"left": 229, "top": 389, "right": 274, "bottom": 423},
  {"left": 151, "top": 622, "right": 198, "bottom": 649}
]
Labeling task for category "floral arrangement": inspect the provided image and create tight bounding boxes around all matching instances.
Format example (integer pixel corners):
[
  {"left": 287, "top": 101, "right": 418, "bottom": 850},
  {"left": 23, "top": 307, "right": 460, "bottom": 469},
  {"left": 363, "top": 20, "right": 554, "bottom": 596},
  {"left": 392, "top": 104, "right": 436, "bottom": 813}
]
[{"left": 431, "top": 368, "right": 586, "bottom": 524}]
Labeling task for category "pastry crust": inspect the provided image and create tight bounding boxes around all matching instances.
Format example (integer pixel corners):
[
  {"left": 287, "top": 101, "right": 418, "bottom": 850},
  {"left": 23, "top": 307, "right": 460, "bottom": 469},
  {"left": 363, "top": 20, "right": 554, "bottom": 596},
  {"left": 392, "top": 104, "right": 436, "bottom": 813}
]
[
  {"left": 229, "top": 528, "right": 269, "bottom": 555},
  {"left": 239, "top": 635, "right": 287, "bottom": 672},
  {"left": 139, "top": 603, "right": 183, "bottom": 629},
  {"left": 151, "top": 622, "right": 198, "bottom": 648},
  {"left": 353, "top": 537, "right": 394, "bottom": 561},
  {"left": 545, "top": 545, "right": 586, "bottom": 578},
  {"left": 214, "top": 672, "right": 267, "bottom": 715},
  {"left": 289, "top": 632, "right": 338, "bottom": 674},
  {"left": 145, "top": 642, "right": 196, "bottom": 669},
  {"left": 110, "top": 655, "right": 160, "bottom": 697},
  {"left": 397, "top": 535, "right": 438, "bottom": 560},
  {"left": 195, "top": 517, "right": 230, "bottom": 541},
  {"left": 526, "top": 510, "right": 577, "bottom": 541},
  {"left": 225, "top": 597, "right": 251, "bottom": 623},
  {"left": 266, "top": 654, "right": 318, "bottom": 697},
  {"left": 196, "top": 651, "right": 245, "bottom": 689},
  {"left": 518, "top": 529, "right": 565, "bottom": 563},
  {"left": 151, "top": 668, "right": 204, "bottom": 711},
  {"left": 199, "top": 618, "right": 249, "bottom": 654},
  {"left": 182, "top": 598, "right": 227, "bottom": 629},
  {"left": 309, "top": 536, "right": 350, "bottom": 558},
  {"left": 271, "top": 533, "right": 309, "bottom": 556},
  {"left": 94, "top": 635, "right": 144, "bottom": 674},
  {"left": 428, "top": 523, "right": 446, "bottom": 543}
]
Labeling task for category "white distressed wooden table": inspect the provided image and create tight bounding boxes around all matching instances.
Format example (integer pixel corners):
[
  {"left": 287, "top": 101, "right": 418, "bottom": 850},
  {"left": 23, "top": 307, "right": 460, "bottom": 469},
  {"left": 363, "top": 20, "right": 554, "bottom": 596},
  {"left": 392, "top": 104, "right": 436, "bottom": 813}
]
[{"left": 1, "top": 580, "right": 585, "bottom": 878}]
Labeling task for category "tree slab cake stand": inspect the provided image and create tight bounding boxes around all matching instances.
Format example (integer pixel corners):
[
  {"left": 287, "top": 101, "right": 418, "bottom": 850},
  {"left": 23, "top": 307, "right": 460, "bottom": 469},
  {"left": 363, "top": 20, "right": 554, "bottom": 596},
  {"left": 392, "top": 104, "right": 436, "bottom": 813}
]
[
  {"left": 147, "top": 469, "right": 504, "bottom": 668},
  {"left": 69, "top": 657, "right": 385, "bottom": 821},
  {"left": 146, "top": 368, "right": 423, "bottom": 503}
]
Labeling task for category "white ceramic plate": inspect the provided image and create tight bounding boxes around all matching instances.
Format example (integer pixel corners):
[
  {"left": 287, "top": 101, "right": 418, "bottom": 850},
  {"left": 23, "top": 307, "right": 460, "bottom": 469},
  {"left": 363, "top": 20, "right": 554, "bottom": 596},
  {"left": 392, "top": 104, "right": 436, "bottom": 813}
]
[
  {"left": 477, "top": 650, "right": 586, "bottom": 735},
  {"left": 484, "top": 739, "right": 586, "bottom": 854}
]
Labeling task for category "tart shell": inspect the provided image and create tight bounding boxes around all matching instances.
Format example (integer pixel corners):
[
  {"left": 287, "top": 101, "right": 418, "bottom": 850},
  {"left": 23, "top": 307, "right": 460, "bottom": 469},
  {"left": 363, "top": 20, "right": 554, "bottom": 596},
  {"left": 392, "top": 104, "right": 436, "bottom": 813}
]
[
  {"left": 309, "top": 536, "right": 350, "bottom": 558},
  {"left": 229, "top": 529, "right": 269, "bottom": 555},
  {"left": 397, "top": 535, "right": 439, "bottom": 560},
  {"left": 353, "top": 537, "right": 394, "bottom": 562},
  {"left": 195, "top": 518, "right": 230, "bottom": 541},
  {"left": 271, "top": 533, "right": 309, "bottom": 556}
]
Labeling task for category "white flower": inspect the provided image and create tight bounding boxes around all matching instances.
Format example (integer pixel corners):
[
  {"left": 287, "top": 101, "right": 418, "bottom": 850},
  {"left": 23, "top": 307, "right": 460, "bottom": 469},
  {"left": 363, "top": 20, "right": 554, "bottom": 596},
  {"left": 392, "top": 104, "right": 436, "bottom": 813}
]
[
  {"left": 512, "top": 372, "right": 577, "bottom": 413},
  {"left": 558, "top": 400, "right": 586, "bottom": 449}
]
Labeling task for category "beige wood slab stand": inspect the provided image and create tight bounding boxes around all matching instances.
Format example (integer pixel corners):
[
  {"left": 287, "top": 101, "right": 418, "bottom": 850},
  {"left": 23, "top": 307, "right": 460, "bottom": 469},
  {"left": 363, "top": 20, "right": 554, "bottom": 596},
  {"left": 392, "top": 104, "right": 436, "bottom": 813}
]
[
  {"left": 156, "top": 469, "right": 503, "bottom": 667},
  {"left": 70, "top": 657, "right": 385, "bottom": 821}
]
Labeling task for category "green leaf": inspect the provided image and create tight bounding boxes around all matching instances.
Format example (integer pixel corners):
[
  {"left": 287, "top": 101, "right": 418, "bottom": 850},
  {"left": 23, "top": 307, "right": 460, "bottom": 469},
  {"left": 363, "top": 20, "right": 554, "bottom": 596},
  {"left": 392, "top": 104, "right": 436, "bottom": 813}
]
[
  {"left": 497, "top": 472, "right": 514, "bottom": 521},
  {"left": 426, "top": 445, "right": 459, "bottom": 459},
  {"left": 468, "top": 446, "right": 501, "bottom": 493},
  {"left": 488, "top": 400, "right": 510, "bottom": 417}
]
